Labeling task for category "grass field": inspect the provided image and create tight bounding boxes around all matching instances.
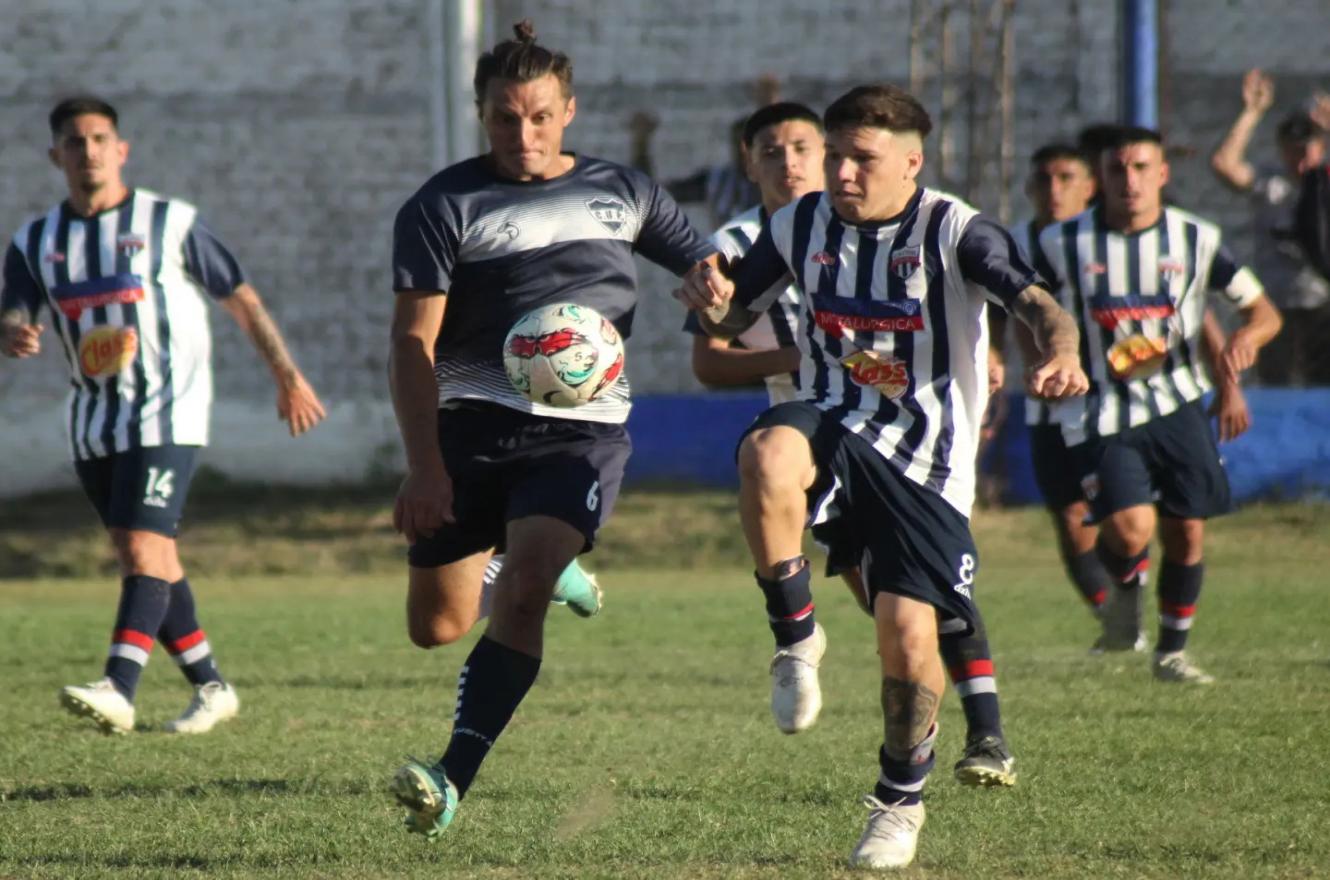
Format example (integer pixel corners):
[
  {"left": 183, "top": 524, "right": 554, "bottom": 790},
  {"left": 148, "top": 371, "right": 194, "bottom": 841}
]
[{"left": 1, "top": 491, "right": 1327, "bottom": 879}]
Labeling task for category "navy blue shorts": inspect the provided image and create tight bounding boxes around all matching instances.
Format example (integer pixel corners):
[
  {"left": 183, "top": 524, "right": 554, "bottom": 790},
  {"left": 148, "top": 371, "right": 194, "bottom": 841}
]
[
  {"left": 73, "top": 444, "right": 200, "bottom": 537},
  {"left": 408, "top": 401, "right": 632, "bottom": 568},
  {"left": 741, "top": 402, "right": 980, "bottom": 630},
  {"left": 1072, "top": 401, "right": 1232, "bottom": 523},
  {"left": 1029, "top": 422, "right": 1085, "bottom": 511}
]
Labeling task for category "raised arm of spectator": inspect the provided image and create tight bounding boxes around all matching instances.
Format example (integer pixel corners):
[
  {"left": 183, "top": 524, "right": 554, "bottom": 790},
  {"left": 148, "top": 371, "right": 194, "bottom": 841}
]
[{"left": 1211, "top": 68, "right": 1274, "bottom": 192}]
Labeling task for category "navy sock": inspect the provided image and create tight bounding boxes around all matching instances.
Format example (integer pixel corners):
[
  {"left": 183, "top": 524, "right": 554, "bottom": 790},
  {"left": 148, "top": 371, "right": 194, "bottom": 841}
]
[
  {"left": 874, "top": 725, "right": 937, "bottom": 807},
  {"left": 1067, "top": 548, "right": 1111, "bottom": 610},
  {"left": 439, "top": 635, "right": 541, "bottom": 799},
  {"left": 938, "top": 618, "right": 1002, "bottom": 742},
  {"left": 104, "top": 575, "right": 173, "bottom": 701},
  {"left": 1098, "top": 541, "right": 1150, "bottom": 590},
  {"left": 1157, "top": 560, "right": 1204, "bottom": 654},
  {"left": 158, "top": 578, "right": 223, "bottom": 686},
  {"left": 755, "top": 557, "right": 815, "bottom": 647}
]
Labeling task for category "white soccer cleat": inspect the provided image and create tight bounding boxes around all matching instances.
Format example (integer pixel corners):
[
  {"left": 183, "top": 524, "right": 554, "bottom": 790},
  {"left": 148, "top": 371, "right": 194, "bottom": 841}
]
[
  {"left": 1152, "top": 652, "right": 1214, "bottom": 685},
  {"left": 60, "top": 679, "right": 135, "bottom": 735},
  {"left": 770, "top": 622, "right": 826, "bottom": 734},
  {"left": 162, "top": 681, "right": 240, "bottom": 734},
  {"left": 848, "top": 795, "right": 926, "bottom": 869}
]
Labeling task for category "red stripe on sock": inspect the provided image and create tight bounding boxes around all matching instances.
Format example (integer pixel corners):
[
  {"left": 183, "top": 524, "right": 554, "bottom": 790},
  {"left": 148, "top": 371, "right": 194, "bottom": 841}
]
[
  {"left": 1160, "top": 602, "right": 1196, "bottom": 618},
  {"left": 1125, "top": 558, "right": 1150, "bottom": 580},
  {"left": 782, "top": 601, "right": 815, "bottom": 621},
  {"left": 113, "top": 629, "right": 154, "bottom": 651},
  {"left": 949, "top": 659, "right": 994, "bottom": 682},
  {"left": 1090, "top": 589, "right": 1107, "bottom": 607},
  {"left": 168, "top": 629, "right": 207, "bottom": 653}
]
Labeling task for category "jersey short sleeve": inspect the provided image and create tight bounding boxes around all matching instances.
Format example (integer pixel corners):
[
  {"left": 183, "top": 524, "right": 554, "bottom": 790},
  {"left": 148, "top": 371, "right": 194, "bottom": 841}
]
[
  {"left": 1208, "top": 241, "right": 1264, "bottom": 308},
  {"left": 729, "top": 224, "right": 793, "bottom": 313},
  {"left": 956, "top": 216, "right": 1041, "bottom": 308},
  {"left": 181, "top": 219, "right": 246, "bottom": 300},
  {"left": 1, "top": 242, "right": 42, "bottom": 319},
  {"left": 634, "top": 180, "right": 715, "bottom": 275},
  {"left": 392, "top": 195, "right": 460, "bottom": 294}
]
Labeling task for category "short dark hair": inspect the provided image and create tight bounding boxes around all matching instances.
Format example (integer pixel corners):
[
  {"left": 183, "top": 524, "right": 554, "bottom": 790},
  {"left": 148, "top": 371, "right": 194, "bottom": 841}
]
[
  {"left": 49, "top": 96, "right": 118, "bottom": 137},
  {"left": 1277, "top": 112, "right": 1321, "bottom": 146},
  {"left": 1100, "top": 125, "right": 1164, "bottom": 152},
  {"left": 1076, "top": 123, "right": 1124, "bottom": 157},
  {"left": 823, "top": 84, "right": 932, "bottom": 139},
  {"left": 1029, "top": 143, "right": 1092, "bottom": 170},
  {"left": 741, "top": 102, "right": 824, "bottom": 147},
  {"left": 473, "top": 19, "right": 573, "bottom": 106}
]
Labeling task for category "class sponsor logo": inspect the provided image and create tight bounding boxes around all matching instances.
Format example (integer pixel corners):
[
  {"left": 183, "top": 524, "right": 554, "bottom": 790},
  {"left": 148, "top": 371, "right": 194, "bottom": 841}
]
[
  {"left": 585, "top": 197, "right": 628, "bottom": 234},
  {"left": 44, "top": 251, "right": 66, "bottom": 264},
  {"left": 1106, "top": 333, "right": 1169, "bottom": 381},
  {"left": 839, "top": 350, "right": 909, "bottom": 399},
  {"left": 811, "top": 250, "right": 838, "bottom": 266},
  {"left": 812, "top": 294, "right": 924, "bottom": 337},
  {"left": 889, "top": 245, "right": 921, "bottom": 279},
  {"left": 1157, "top": 256, "right": 1184, "bottom": 282},
  {"left": 1085, "top": 262, "right": 1107, "bottom": 275},
  {"left": 1088, "top": 291, "right": 1175, "bottom": 330},
  {"left": 78, "top": 326, "right": 138, "bottom": 378},
  {"left": 50, "top": 273, "right": 145, "bottom": 320},
  {"left": 116, "top": 233, "right": 145, "bottom": 257}
]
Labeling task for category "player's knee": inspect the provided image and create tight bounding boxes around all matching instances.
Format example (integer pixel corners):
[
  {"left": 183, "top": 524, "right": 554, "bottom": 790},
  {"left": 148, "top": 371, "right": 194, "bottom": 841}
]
[
  {"left": 738, "top": 429, "right": 807, "bottom": 488},
  {"left": 407, "top": 613, "right": 469, "bottom": 649},
  {"left": 491, "top": 563, "right": 556, "bottom": 623},
  {"left": 109, "top": 529, "right": 179, "bottom": 578}
]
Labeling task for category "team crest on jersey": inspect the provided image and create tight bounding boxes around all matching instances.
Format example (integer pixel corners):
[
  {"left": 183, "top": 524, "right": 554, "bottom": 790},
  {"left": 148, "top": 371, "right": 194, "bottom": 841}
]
[
  {"left": 839, "top": 350, "right": 909, "bottom": 399},
  {"left": 1157, "top": 256, "right": 1184, "bottom": 282},
  {"left": 116, "top": 233, "right": 146, "bottom": 257},
  {"left": 889, "top": 246, "right": 922, "bottom": 279},
  {"left": 586, "top": 197, "right": 628, "bottom": 234}
]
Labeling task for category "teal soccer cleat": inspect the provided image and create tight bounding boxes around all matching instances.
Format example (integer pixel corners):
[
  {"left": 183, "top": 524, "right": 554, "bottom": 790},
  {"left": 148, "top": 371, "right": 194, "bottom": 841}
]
[
  {"left": 551, "top": 560, "right": 603, "bottom": 618},
  {"left": 392, "top": 759, "right": 458, "bottom": 841}
]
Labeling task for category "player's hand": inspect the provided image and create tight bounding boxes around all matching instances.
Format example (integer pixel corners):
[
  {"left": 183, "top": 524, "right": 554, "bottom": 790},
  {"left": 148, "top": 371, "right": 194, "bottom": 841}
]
[
  {"left": 1242, "top": 69, "right": 1274, "bottom": 114},
  {"left": 675, "top": 257, "right": 734, "bottom": 312},
  {"left": 1218, "top": 330, "right": 1259, "bottom": 385},
  {"left": 1027, "top": 352, "right": 1088, "bottom": 400},
  {"left": 393, "top": 466, "right": 454, "bottom": 544},
  {"left": 276, "top": 372, "right": 327, "bottom": 437},
  {"left": 1, "top": 322, "right": 43, "bottom": 358},
  {"left": 987, "top": 347, "right": 1005, "bottom": 395},
  {"left": 1209, "top": 382, "right": 1251, "bottom": 442}
]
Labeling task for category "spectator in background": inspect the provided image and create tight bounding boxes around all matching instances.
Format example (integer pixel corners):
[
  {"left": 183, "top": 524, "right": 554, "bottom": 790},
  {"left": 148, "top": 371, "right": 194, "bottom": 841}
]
[{"left": 1211, "top": 69, "right": 1330, "bottom": 386}]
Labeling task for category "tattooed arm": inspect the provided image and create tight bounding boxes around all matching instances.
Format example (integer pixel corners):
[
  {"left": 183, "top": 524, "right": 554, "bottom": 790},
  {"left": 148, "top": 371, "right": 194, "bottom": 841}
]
[
  {"left": 1008, "top": 284, "right": 1089, "bottom": 400},
  {"left": 221, "top": 283, "right": 326, "bottom": 436}
]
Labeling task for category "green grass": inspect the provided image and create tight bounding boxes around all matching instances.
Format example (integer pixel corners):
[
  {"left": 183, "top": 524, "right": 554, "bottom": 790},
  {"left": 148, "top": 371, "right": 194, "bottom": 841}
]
[{"left": 1, "top": 496, "right": 1328, "bottom": 878}]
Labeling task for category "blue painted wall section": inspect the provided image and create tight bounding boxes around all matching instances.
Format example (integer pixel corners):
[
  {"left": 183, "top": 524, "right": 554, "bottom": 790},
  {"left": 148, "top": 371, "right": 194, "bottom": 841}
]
[{"left": 624, "top": 390, "right": 1330, "bottom": 504}]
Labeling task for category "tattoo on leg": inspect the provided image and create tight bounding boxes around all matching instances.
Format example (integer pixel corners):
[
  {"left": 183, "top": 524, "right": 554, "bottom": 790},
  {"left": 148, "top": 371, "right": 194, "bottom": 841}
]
[
  {"left": 773, "top": 556, "right": 807, "bottom": 580},
  {"left": 881, "top": 676, "right": 939, "bottom": 755}
]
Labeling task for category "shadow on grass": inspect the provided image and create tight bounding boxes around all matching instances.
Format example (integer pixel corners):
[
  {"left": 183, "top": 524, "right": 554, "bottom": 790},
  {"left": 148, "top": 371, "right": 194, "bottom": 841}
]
[{"left": 1, "top": 776, "right": 374, "bottom": 803}]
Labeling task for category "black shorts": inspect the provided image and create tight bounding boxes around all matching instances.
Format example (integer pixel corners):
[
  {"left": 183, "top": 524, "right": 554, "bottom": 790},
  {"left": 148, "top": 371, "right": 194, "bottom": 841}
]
[
  {"left": 73, "top": 444, "right": 200, "bottom": 538},
  {"left": 1029, "top": 422, "right": 1085, "bottom": 511},
  {"left": 408, "top": 401, "right": 632, "bottom": 568},
  {"left": 1072, "top": 401, "right": 1232, "bottom": 523},
  {"left": 741, "top": 402, "right": 980, "bottom": 630}
]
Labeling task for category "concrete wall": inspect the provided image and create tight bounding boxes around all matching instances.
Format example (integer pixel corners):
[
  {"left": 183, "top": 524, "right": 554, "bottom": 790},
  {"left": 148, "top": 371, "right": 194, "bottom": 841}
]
[{"left": 2, "top": 0, "right": 1326, "bottom": 494}]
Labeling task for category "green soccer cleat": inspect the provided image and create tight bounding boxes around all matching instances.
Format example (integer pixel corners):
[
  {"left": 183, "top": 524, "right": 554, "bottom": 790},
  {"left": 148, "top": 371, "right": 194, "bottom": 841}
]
[
  {"left": 551, "top": 560, "right": 603, "bottom": 618},
  {"left": 391, "top": 759, "right": 458, "bottom": 841}
]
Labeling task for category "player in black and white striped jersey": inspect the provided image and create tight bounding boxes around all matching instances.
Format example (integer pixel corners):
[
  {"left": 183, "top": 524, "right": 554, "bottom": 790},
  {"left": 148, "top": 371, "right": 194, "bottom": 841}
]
[
  {"left": 1038, "top": 126, "right": 1282, "bottom": 685},
  {"left": 680, "top": 84, "right": 1087, "bottom": 869},
  {"left": 1, "top": 96, "right": 325, "bottom": 735}
]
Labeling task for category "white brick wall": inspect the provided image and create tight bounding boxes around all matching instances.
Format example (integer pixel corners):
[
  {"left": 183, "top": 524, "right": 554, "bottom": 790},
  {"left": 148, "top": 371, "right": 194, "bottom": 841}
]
[{"left": 1, "top": 0, "right": 1326, "bottom": 492}]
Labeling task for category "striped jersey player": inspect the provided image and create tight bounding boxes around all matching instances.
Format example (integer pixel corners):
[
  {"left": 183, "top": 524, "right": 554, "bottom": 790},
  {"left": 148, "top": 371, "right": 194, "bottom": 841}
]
[
  {"left": 680, "top": 84, "right": 1086, "bottom": 870},
  {"left": 1, "top": 96, "right": 325, "bottom": 737}
]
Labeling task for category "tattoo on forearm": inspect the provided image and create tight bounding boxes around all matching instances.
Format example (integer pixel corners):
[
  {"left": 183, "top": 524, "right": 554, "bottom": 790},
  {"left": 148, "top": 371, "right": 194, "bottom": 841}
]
[
  {"left": 881, "top": 676, "right": 939, "bottom": 755},
  {"left": 1, "top": 308, "right": 26, "bottom": 327},
  {"left": 247, "top": 304, "right": 298, "bottom": 382},
  {"left": 1013, "top": 286, "right": 1079, "bottom": 358}
]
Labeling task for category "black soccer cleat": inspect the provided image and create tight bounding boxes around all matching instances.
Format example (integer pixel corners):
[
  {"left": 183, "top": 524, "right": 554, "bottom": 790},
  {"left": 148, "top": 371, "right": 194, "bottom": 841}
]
[{"left": 953, "top": 734, "right": 1017, "bottom": 787}]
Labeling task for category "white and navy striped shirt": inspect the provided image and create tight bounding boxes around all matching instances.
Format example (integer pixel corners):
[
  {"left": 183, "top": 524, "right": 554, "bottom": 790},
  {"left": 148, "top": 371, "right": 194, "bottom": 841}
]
[
  {"left": 1, "top": 189, "right": 245, "bottom": 460},
  {"left": 1007, "top": 217, "right": 1056, "bottom": 428},
  {"left": 683, "top": 205, "right": 803, "bottom": 404},
  {"left": 730, "top": 188, "right": 1039, "bottom": 516},
  {"left": 1038, "top": 205, "right": 1265, "bottom": 445}
]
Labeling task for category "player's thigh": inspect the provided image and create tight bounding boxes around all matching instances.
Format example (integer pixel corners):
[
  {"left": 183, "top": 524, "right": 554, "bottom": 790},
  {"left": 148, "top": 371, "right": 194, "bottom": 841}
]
[
  {"left": 1072, "top": 433, "right": 1153, "bottom": 525},
  {"left": 1147, "top": 403, "right": 1232, "bottom": 521},
  {"left": 872, "top": 591, "right": 943, "bottom": 679},
  {"left": 737, "top": 402, "right": 826, "bottom": 489},
  {"left": 494, "top": 515, "right": 587, "bottom": 604},
  {"left": 406, "top": 551, "right": 494, "bottom": 647}
]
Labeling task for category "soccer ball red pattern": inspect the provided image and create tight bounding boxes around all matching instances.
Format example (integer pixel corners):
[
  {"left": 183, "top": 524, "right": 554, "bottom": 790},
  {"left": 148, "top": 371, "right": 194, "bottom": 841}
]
[{"left": 502, "top": 302, "right": 625, "bottom": 407}]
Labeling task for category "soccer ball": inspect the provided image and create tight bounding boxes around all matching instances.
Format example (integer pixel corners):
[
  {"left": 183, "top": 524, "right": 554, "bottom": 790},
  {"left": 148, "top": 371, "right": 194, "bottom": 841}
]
[{"left": 502, "top": 302, "right": 625, "bottom": 407}]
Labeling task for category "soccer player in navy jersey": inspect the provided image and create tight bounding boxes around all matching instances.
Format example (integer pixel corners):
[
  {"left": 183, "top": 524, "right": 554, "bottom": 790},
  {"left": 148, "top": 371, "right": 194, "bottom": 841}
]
[
  {"left": 387, "top": 21, "right": 715, "bottom": 840},
  {"left": 688, "top": 100, "right": 1021, "bottom": 789},
  {"left": 0, "top": 96, "right": 326, "bottom": 735},
  {"left": 1038, "top": 127, "right": 1282, "bottom": 685},
  {"left": 679, "top": 84, "right": 1087, "bottom": 868}
]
